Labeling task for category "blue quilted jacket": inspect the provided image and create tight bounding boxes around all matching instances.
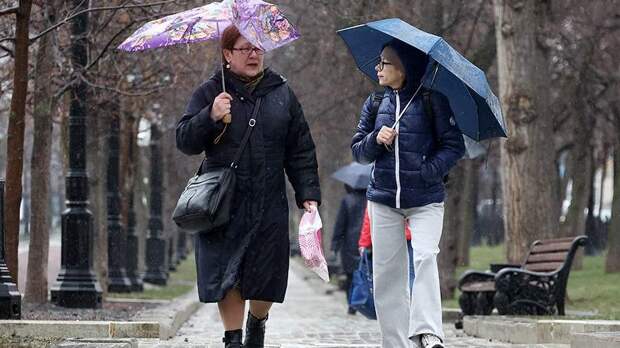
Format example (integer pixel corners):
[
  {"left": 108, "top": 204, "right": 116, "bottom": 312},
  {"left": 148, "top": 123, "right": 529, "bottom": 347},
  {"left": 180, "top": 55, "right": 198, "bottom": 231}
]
[{"left": 352, "top": 90, "right": 465, "bottom": 209}]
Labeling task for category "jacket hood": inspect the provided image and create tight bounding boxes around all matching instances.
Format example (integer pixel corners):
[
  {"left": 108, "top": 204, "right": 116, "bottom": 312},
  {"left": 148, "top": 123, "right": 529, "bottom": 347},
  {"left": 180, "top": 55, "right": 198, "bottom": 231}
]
[{"left": 384, "top": 40, "right": 429, "bottom": 100}]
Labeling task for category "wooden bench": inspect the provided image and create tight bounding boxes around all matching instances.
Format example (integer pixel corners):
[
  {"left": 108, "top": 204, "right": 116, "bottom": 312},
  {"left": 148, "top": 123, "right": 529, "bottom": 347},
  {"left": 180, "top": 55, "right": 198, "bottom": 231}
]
[{"left": 457, "top": 235, "right": 588, "bottom": 316}]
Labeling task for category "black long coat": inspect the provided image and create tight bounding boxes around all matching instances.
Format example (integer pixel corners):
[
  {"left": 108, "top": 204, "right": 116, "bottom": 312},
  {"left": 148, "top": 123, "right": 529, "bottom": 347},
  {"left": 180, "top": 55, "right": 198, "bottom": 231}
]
[
  {"left": 331, "top": 189, "right": 366, "bottom": 273},
  {"left": 176, "top": 68, "right": 321, "bottom": 303}
]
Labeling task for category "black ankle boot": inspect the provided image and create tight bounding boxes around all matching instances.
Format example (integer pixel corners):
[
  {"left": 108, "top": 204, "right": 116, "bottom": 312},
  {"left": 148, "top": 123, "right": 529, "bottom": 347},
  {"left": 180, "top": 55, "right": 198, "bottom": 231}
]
[
  {"left": 223, "top": 329, "right": 243, "bottom": 348},
  {"left": 243, "top": 311, "right": 268, "bottom": 348}
]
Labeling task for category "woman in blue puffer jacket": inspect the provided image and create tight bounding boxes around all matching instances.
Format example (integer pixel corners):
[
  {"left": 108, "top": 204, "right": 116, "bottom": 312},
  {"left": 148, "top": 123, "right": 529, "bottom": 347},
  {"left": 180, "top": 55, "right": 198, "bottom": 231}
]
[{"left": 351, "top": 40, "right": 465, "bottom": 348}]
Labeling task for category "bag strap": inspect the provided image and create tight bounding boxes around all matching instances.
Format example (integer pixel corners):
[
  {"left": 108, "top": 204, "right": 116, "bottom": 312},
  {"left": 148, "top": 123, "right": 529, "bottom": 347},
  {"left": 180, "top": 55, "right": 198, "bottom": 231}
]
[{"left": 230, "top": 97, "right": 262, "bottom": 169}]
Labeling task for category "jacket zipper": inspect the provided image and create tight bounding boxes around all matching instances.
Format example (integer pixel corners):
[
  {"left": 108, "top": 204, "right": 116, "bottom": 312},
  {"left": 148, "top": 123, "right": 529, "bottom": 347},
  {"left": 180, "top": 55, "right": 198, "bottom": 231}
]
[{"left": 395, "top": 91, "right": 401, "bottom": 209}]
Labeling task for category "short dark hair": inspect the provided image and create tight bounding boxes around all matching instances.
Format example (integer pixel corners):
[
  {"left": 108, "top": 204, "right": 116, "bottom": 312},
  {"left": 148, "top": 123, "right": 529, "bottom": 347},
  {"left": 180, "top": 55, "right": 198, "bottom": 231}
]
[{"left": 220, "top": 25, "right": 241, "bottom": 62}]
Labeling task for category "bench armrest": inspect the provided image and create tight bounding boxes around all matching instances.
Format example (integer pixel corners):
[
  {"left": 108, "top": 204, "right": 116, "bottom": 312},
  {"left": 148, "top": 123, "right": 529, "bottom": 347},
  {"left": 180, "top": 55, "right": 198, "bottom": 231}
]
[
  {"left": 489, "top": 263, "right": 521, "bottom": 273},
  {"left": 494, "top": 267, "right": 560, "bottom": 292},
  {"left": 457, "top": 270, "right": 496, "bottom": 290}
]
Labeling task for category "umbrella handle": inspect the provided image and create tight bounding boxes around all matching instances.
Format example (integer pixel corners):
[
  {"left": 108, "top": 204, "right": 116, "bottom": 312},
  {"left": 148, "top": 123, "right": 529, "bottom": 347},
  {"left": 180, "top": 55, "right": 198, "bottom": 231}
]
[
  {"left": 217, "top": 21, "right": 231, "bottom": 124},
  {"left": 217, "top": 21, "right": 227, "bottom": 94}
]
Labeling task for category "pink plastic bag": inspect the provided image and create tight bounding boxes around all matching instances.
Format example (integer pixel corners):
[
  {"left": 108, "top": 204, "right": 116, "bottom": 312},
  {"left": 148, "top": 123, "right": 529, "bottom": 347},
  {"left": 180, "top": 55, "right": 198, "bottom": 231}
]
[{"left": 298, "top": 207, "right": 330, "bottom": 282}]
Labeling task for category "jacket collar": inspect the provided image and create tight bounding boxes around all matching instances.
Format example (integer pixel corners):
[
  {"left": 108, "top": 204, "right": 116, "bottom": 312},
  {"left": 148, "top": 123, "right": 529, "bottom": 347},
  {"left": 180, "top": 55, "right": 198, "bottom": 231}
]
[{"left": 211, "top": 67, "right": 287, "bottom": 101}]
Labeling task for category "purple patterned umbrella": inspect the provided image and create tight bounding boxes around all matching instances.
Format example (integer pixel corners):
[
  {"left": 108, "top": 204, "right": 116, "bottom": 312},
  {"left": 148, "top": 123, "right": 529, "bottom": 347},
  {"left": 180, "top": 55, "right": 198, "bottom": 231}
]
[
  {"left": 117, "top": 0, "right": 299, "bottom": 52},
  {"left": 118, "top": 0, "right": 298, "bottom": 96}
]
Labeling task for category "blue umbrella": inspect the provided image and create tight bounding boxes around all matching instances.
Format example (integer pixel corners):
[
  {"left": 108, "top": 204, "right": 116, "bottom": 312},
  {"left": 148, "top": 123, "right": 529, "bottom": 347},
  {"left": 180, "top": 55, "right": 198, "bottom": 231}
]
[
  {"left": 331, "top": 162, "right": 372, "bottom": 190},
  {"left": 337, "top": 18, "right": 507, "bottom": 142}
]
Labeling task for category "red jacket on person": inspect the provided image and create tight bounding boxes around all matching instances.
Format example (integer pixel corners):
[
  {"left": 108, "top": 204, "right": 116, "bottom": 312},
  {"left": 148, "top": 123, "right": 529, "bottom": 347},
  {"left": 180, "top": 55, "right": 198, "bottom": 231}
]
[{"left": 358, "top": 207, "right": 412, "bottom": 248}]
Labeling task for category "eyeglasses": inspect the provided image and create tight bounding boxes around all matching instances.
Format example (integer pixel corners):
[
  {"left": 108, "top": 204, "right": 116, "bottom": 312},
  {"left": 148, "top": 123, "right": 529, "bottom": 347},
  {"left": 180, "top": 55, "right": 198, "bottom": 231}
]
[
  {"left": 376, "top": 60, "right": 393, "bottom": 71},
  {"left": 231, "top": 46, "right": 264, "bottom": 56}
]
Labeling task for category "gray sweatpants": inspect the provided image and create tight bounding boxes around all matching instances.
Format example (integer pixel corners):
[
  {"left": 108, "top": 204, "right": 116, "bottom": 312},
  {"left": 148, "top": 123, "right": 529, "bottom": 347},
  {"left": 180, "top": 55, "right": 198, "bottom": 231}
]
[{"left": 368, "top": 201, "right": 445, "bottom": 348}]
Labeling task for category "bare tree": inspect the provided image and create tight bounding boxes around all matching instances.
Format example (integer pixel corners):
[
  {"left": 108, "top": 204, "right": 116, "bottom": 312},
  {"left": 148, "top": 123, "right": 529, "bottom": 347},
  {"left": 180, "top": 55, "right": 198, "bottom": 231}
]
[
  {"left": 606, "top": 98, "right": 620, "bottom": 272},
  {"left": 2, "top": 0, "right": 32, "bottom": 282},
  {"left": 25, "top": 0, "right": 58, "bottom": 303},
  {"left": 494, "top": 0, "right": 559, "bottom": 263}
]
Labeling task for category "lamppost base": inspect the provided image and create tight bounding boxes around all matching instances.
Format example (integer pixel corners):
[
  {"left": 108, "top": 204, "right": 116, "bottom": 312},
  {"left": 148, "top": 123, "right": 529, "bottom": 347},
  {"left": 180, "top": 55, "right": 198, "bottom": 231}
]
[
  {"left": 144, "top": 237, "right": 168, "bottom": 286},
  {"left": 108, "top": 270, "right": 132, "bottom": 293},
  {"left": 128, "top": 276, "right": 144, "bottom": 292},
  {"left": 51, "top": 270, "right": 103, "bottom": 308},
  {"left": 0, "top": 261, "right": 21, "bottom": 319},
  {"left": 143, "top": 271, "right": 168, "bottom": 286}
]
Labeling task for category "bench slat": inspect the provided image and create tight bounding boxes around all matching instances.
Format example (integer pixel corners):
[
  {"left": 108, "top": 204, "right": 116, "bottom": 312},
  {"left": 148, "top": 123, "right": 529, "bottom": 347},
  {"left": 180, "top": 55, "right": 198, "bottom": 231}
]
[
  {"left": 526, "top": 251, "right": 569, "bottom": 263},
  {"left": 535, "top": 237, "right": 577, "bottom": 245},
  {"left": 525, "top": 262, "right": 564, "bottom": 272},
  {"left": 531, "top": 242, "right": 573, "bottom": 254}
]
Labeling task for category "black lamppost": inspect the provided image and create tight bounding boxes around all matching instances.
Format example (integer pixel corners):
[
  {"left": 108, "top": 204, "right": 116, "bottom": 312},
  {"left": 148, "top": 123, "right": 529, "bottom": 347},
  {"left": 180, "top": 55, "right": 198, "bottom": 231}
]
[
  {"left": 0, "top": 180, "right": 21, "bottom": 319},
  {"left": 168, "top": 236, "right": 177, "bottom": 272},
  {"left": 106, "top": 113, "right": 131, "bottom": 292},
  {"left": 177, "top": 229, "right": 188, "bottom": 261},
  {"left": 143, "top": 123, "right": 168, "bottom": 285},
  {"left": 50, "top": 0, "right": 102, "bottom": 308},
  {"left": 125, "top": 191, "right": 143, "bottom": 291}
]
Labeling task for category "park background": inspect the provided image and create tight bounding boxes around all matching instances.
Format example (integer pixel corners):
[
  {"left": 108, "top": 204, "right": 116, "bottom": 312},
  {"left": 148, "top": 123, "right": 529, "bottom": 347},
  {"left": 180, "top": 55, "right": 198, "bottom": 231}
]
[{"left": 0, "top": 0, "right": 618, "bottom": 319}]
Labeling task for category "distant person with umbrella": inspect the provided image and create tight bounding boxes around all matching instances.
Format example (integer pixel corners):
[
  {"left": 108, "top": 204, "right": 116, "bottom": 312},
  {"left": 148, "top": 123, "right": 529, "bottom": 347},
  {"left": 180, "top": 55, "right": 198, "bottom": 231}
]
[{"left": 330, "top": 163, "right": 371, "bottom": 315}]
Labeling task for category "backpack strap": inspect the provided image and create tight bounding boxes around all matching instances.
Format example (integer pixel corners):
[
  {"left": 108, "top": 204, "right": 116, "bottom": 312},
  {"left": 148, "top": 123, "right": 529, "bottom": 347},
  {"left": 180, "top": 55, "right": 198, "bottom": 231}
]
[
  {"left": 370, "top": 90, "right": 384, "bottom": 120},
  {"left": 422, "top": 90, "right": 435, "bottom": 129}
]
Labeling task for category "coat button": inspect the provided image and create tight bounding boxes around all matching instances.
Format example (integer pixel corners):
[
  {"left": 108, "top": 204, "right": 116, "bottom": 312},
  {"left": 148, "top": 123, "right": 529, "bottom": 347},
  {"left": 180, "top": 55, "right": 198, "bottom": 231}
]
[{"left": 240, "top": 96, "right": 245, "bottom": 101}]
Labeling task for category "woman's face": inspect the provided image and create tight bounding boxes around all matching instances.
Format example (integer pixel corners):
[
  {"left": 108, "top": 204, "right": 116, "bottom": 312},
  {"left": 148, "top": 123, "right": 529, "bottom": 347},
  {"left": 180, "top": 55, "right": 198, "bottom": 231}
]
[
  {"left": 223, "top": 36, "right": 264, "bottom": 78},
  {"left": 376, "top": 47, "right": 405, "bottom": 90}
]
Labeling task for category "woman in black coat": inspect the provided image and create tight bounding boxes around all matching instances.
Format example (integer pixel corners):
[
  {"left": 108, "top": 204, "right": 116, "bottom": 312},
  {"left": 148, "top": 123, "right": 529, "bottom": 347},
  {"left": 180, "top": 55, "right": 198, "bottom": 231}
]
[{"left": 176, "top": 26, "right": 321, "bottom": 348}]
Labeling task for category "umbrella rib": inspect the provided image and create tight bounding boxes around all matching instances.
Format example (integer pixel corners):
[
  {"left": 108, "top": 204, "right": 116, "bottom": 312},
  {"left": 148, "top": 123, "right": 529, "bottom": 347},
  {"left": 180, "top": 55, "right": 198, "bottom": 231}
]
[{"left": 360, "top": 55, "right": 380, "bottom": 69}]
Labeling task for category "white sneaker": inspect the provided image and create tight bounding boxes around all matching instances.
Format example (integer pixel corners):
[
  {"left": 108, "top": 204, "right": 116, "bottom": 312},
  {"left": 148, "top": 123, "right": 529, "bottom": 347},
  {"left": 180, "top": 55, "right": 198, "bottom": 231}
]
[{"left": 420, "top": 334, "right": 444, "bottom": 348}]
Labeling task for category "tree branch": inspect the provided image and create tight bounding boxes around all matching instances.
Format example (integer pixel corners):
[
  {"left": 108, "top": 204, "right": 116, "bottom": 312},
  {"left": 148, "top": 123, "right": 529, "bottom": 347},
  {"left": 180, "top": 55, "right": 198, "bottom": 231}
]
[
  {"left": 0, "top": 6, "right": 18, "bottom": 16},
  {"left": 28, "top": 0, "right": 180, "bottom": 43},
  {"left": 85, "top": 11, "right": 178, "bottom": 72},
  {"left": 0, "top": 43, "right": 13, "bottom": 57},
  {"left": 80, "top": 74, "right": 169, "bottom": 97}
]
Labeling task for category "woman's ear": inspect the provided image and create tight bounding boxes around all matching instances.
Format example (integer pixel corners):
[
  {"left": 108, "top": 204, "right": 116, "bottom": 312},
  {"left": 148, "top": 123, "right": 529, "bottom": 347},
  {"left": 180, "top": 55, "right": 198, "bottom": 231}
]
[{"left": 222, "top": 49, "right": 233, "bottom": 64}]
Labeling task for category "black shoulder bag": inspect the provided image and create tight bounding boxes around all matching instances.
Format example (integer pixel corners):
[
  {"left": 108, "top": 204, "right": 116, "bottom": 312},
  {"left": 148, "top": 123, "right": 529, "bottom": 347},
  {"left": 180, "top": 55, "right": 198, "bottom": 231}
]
[{"left": 173, "top": 98, "right": 263, "bottom": 234}]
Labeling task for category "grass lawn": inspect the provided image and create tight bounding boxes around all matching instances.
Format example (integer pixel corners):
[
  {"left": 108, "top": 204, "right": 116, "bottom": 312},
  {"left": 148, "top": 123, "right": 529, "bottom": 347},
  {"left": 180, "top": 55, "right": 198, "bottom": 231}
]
[
  {"left": 107, "top": 253, "right": 197, "bottom": 301},
  {"left": 442, "top": 245, "right": 620, "bottom": 320}
]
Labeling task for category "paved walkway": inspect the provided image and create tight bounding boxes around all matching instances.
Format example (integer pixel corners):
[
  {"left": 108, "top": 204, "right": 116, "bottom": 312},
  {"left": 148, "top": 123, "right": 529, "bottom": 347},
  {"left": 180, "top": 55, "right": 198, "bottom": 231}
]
[{"left": 139, "top": 258, "right": 569, "bottom": 348}]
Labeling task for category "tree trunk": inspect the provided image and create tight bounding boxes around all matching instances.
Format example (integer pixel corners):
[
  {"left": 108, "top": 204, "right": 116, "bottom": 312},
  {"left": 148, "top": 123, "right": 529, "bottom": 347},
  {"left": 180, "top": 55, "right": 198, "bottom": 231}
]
[
  {"left": 560, "top": 141, "right": 593, "bottom": 241},
  {"left": 88, "top": 101, "right": 109, "bottom": 295},
  {"left": 457, "top": 160, "right": 477, "bottom": 266},
  {"left": 4, "top": 0, "right": 33, "bottom": 282},
  {"left": 439, "top": 164, "right": 465, "bottom": 300},
  {"left": 25, "top": 2, "right": 57, "bottom": 304},
  {"left": 162, "top": 126, "right": 178, "bottom": 270},
  {"left": 494, "top": 0, "right": 559, "bottom": 263},
  {"left": 598, "top": 146, "right": 609, "bottom": 219},
  {"left": 119, "top": 110, "right": 136, "bottom": 236},
  {"left": 605, "top": 148, "right": 620, "bottom": 273}
]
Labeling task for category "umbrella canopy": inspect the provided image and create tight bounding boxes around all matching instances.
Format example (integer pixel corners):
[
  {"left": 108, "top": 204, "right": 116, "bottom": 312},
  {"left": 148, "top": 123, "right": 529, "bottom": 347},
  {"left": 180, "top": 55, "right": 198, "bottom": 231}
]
[
  {"left": 117, "top": 0, "right": 299, "bottom": 52},
  {"left": 331, "top": 162, "right": 372, "bottom": 190},
  {"left": 337, "top": 18, "right": 507, "bottom": 142}
]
